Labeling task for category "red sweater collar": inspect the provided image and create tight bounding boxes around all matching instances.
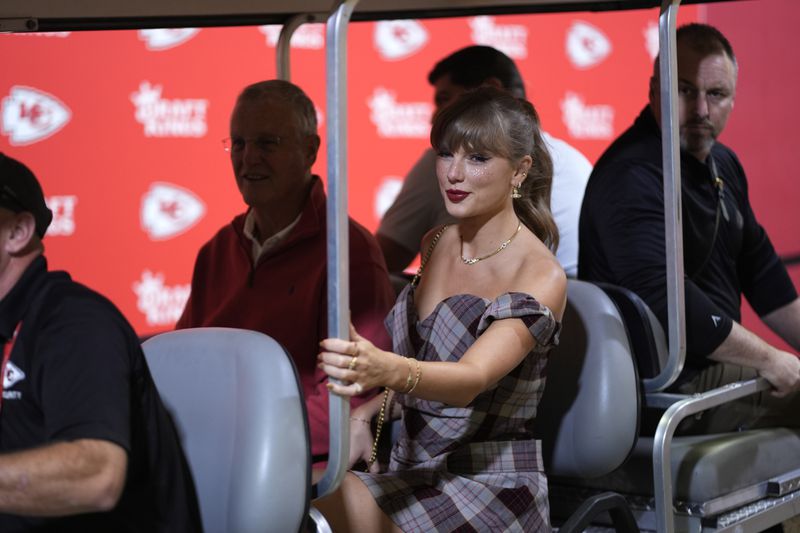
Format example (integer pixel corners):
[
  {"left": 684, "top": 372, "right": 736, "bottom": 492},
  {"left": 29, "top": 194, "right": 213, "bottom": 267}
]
[{"left": 231, "top": 176, "right": 326, "bottom": 259}]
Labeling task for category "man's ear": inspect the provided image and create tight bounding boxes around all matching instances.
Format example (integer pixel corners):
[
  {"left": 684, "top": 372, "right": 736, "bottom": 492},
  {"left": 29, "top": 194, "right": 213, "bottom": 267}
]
[
  {"left": 5, "top": 212, "right": 37, "bottom": 255},
  {"left": 480, "top": 77, "right": 504, "bottom": 90},
  {"left": 305, "top": 134, "right": 321, "bottom": 167}
]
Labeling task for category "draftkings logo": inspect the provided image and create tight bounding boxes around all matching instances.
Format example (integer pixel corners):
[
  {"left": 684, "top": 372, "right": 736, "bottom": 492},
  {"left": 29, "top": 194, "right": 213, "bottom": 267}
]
[
  {"left": 375, "top": 177, "right": 403, "bottom": 219},
  {"left": 1, "top": 86, "right": 71, "bottom": 146},
  {"left": 138, "top": 28, "right": 200, "bottom": 51},
  {"left": 130, "top": 81, "right": 208, "bottom": 138},
  {"left": 368, "top": 87, "right": 432, "bottom": 139},
  {"left": 45, "top": 195, "right": 78, "bottom": 237},
  {"left": 469, "top": 16, "right": 528, "bottom": 59},
  {"left": 140, "top": 182, "right": 205, "bottom": 241},
  {"left": 259, "top": 24, "right": 324, "bottom": 49},
  {"left": 560, "top": 92, "right": 614, "bottom": 140},
  {"left": 565, "top": 21, "right": 612, "bottom": 69},
  {"left": 374, "top": 20, "right": 428, "bottom": 61},
  {"left": 132, "top": 271, "right": 191, "bottom": 327}
]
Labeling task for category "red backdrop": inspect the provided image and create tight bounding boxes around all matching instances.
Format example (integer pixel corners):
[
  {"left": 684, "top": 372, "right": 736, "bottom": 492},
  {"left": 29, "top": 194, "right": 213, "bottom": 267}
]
[
  {"left": 0, "top": 3, "right": 796, "bottom": 345},
  {"left": 702, "top": 0, "right": 800, "bottom": 352}
]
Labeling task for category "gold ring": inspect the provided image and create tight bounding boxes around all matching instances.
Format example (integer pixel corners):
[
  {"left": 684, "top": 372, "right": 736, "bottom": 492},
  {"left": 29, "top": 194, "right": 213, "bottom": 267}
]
[{"left": 348, "top": 356, "right": 359, "bottom": 371}]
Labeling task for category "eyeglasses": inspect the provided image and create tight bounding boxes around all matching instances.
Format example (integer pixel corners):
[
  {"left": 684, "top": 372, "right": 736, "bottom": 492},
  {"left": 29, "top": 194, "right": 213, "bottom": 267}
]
[{"left": 222, "top": 135, "right": 282, "bottom": 154}]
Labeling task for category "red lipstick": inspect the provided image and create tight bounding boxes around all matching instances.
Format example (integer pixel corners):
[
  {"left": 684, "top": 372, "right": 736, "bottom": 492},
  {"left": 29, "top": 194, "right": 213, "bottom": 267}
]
[{"left": 446, "top": 189, "right": 469, "bottom": 203}]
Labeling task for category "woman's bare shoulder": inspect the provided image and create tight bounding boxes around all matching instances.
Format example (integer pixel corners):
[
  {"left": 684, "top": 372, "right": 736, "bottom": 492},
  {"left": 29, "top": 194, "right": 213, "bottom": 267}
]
[
  {"left": 514, "top": 240, "right": 567, "bottom": 318},
  {"left": 419, "top": 224, "right": 454, "bottom": 257}
]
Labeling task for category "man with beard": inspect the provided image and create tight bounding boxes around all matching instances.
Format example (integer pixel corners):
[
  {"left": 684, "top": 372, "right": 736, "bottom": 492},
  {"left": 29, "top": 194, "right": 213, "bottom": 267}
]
[{"left": 579, "top": 23, "right": 800, "bottom": 433}]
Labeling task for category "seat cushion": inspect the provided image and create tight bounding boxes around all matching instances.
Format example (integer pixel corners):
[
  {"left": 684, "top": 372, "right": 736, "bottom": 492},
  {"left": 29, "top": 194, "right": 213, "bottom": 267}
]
[{"left": 556, "top": 428, "right": 800, "bottom": 504}]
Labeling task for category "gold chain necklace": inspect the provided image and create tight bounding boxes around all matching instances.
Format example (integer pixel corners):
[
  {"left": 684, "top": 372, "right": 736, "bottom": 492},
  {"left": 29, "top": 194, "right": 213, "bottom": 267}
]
[{"left": 460, "top": 222, "right": 522, "bottom": 265}]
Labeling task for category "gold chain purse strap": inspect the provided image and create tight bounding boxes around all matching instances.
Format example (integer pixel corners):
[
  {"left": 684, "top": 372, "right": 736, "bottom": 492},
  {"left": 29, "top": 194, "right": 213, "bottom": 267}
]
[
  {"left": 365, "top": 226, "right": 447, "bottom": 471},
  {"left": 365, "top": 389, "right": 391, "bottom": 471},
  {"left": 410, "top": 224, "right": 449, "bottom": 288}
]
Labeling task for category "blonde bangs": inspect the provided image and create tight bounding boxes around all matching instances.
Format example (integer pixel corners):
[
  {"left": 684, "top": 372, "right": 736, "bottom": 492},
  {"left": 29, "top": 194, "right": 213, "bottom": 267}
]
[{"left": 431, "top": 101, "right": 512, "bottom": 160}]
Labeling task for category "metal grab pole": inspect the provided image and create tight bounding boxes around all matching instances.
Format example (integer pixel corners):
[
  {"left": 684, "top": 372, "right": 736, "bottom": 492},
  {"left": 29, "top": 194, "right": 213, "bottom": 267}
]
[
  {"left": 652, "top": 379, "right": 771, "bottom": 533},
  {"left": 652, "top": 1, "right": 683, "bottom": 531},
  {"left": 276, "top": 13, "right": 324, "bottom": 81},
  {"left": 316, "top": 0, "right": 360, "bottom": 500},
  {"left": 644, "top": 0, "right": 686, "bottom": 395}
]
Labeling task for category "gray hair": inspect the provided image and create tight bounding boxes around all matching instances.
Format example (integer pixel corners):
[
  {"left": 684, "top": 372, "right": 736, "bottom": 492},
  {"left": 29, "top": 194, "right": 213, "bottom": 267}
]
[{"left": 236, "top": 79, "right": 318, "bottom": 138}]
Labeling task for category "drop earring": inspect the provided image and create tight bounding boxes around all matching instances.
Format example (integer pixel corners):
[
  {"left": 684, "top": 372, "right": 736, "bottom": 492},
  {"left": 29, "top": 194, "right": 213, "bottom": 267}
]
[{"left": 511, "top": 184, "right": 522, "bottom": 199}]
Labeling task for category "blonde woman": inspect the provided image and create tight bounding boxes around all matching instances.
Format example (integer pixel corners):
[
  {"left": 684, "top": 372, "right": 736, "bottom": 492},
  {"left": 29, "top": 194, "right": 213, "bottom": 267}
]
[{"left": 315, "top": 87, "right": 566, "bottom": 532}]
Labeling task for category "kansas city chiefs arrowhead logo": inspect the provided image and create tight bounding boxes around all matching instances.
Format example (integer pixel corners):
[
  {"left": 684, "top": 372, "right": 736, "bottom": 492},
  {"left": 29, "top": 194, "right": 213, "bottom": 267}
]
[
  {"left": 141, "top": 182, "right": 205, "bottom": 240},
  {"left": 3, "top": 361, "right": 25, "bottom": 390},
  {"left": 374, "top": 20, "right": 428, "bottom": 61},
  {"left": 566, "top": 21, "right": 612, "bottom": 69},
  {"left": 2, "top": 86, "right": 71, "bottom": 146},
  {"left": 138, "top": 28, "right": 200, "bottom": 51}
]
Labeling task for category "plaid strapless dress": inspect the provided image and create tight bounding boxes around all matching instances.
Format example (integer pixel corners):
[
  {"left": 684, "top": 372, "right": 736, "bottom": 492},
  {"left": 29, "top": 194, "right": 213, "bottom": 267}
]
[{"left": 353, "top": 282, "right": 560, "bottom": 532}]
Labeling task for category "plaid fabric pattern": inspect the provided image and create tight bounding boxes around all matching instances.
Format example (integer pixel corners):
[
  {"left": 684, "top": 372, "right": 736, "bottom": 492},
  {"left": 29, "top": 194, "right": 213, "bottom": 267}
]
[{"left": 353, "top": 285, "right": 560, "bottom": 531}]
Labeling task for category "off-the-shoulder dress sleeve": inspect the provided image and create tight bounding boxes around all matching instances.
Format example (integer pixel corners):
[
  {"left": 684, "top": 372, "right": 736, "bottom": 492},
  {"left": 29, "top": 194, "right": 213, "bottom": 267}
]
[{"left": 477, "top": 292, "right": 560, "bottom": 348}]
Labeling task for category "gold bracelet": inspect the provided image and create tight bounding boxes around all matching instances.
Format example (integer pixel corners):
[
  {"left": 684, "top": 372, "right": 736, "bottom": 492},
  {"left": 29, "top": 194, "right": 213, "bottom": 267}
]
[
  {"left": 350, "top": 416, "right": 371, "bottom": 425},
  {"left": 401, "top": 357, "right": 414, "bottom": 393},
  {"left": 406, "top": 358, "right": 422, "bottom": 394}
]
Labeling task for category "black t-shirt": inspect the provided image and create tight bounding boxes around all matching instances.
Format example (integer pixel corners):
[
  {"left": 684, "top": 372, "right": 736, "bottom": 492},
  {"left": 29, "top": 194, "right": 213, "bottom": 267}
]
[
  {"left": 0, "top": 256, "right": 202, "bottom": 532},
  {"left": 579, "top": 106, "right": 796, "bottom": 379}
]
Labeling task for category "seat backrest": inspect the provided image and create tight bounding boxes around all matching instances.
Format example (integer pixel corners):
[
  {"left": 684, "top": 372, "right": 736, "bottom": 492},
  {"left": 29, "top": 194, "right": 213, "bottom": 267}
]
[
  {"left": 142, "top": 327, "right": 310, "bottom": 533},
  {"left": 537, "top": 280, "right": 640, "bottom": 478},
  {"left": 388, "top": 271, "right": 413, "bottom": 297},
  {"left": 595, "top": 283, "right": 669, "bottom": 379}
]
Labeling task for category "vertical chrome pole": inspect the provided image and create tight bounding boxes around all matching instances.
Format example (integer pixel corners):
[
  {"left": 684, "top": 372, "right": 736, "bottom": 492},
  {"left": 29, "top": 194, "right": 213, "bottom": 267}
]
[
  {"left": 645, "top": 0, "right": 687, "bottom": 395},
  {"left": 276, "top": 13, "right": 323, "bottom": 81},
  {"left": 316, "top": 0, "right": 360, "bottom": 499},
  {"left": 653, "top": 1, "right": 684, "bottom": 531}
]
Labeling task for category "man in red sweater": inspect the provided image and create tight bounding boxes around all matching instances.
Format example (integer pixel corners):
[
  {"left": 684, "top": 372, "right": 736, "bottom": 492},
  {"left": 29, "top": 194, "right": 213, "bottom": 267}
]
[{"left": 177, "top": 80, "right": 395, "bottom": 463}]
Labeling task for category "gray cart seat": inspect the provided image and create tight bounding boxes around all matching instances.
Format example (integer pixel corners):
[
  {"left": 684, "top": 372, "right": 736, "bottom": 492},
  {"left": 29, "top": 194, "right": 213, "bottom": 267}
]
[
  {"left": 545, "top": 280, "right": 800, "bottom": 530},
  {"left": 143, "top": 327, "right": 311, "bottom": 533}
]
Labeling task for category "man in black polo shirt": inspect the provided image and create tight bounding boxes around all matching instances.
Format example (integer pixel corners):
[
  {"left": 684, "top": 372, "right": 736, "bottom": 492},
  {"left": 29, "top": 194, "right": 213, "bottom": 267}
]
[
  {"left": 579, "top": 23, "right": 800, "bottom": 433},
  {"left": 0, "top": 153, "right": 202, "bottom": 531}
]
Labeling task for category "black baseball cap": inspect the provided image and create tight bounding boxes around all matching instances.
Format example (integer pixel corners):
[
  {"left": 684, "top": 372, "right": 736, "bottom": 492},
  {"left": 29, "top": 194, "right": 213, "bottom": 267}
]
[{"left": 0, "top": 153, "right": 53, "bottom": 238}]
